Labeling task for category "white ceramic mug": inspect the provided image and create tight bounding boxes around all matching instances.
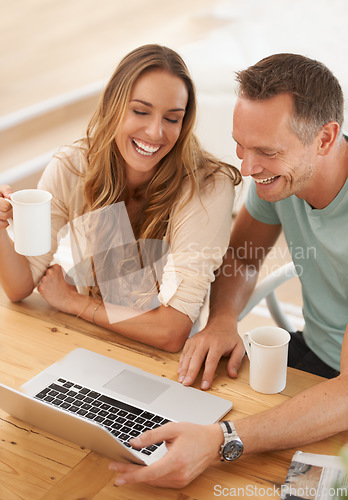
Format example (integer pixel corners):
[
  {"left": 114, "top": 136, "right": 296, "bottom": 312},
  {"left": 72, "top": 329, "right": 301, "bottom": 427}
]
[
  {"left": 243, "top": 326, "right": 290, "bottom": 394},
  {"left": 8, "top": 189, "right": 52, "bottom": 256}
]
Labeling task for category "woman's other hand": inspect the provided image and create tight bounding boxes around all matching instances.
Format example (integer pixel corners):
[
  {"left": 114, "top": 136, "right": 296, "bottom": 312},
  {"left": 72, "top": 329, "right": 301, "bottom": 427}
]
[{"left": 38, "top": 264, "right": 78, "bottom": 313}]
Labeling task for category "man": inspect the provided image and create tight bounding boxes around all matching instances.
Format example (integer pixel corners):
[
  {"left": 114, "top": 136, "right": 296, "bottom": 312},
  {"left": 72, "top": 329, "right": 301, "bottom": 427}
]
[{"left": 109, "top": 53, "right": 348, "bottom": 488}]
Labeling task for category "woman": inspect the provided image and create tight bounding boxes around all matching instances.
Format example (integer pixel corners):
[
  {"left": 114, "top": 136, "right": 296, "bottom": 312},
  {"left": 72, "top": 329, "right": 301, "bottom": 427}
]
[{"left": 0, "top": 44, "right": 241, "bottom": 351}]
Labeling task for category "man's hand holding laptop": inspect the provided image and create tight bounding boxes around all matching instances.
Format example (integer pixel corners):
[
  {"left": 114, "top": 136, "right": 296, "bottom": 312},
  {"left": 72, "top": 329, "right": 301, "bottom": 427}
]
[{"left": 109, "top": 421, "right": 223, "bottom": 488}]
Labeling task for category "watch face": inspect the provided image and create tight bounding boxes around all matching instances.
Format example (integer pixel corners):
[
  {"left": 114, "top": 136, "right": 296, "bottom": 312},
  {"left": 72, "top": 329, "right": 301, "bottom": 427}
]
[{"left": 223, "top": 440, "right": 244, "bottom": 461}]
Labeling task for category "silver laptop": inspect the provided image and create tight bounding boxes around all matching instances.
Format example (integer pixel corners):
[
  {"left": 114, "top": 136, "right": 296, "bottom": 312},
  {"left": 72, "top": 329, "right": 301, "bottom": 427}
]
[{"left": 0, "top": 348, "right": 232, "bottom": 465}]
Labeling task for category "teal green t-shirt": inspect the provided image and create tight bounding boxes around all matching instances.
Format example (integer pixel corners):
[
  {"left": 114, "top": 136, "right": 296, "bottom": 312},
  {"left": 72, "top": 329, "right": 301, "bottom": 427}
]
[{"left": 245, "top": 180, "right": 348, "bottom": 371}]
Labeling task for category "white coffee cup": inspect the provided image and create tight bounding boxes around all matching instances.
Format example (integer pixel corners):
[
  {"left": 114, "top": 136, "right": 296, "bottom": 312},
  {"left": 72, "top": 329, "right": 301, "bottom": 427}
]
[
  {"left": 243, "top": 326, "right": 290, "bottom": 394},
  {"left": 8, "top": 189, "right": 52, "bottom": 256}
]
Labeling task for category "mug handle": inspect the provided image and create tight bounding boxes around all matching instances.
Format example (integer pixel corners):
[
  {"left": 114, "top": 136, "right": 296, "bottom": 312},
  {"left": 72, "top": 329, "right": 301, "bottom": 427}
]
[
  {"left": 242, "top": 332, "right": 251, "bottom": 360},
  {"left": 6, "top": 199, "right": 14, "bottom": 233}
]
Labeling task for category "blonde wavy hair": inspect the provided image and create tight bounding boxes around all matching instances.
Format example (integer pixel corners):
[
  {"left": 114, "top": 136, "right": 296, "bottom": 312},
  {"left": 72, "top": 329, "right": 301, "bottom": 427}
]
[
  {"left": 83, "top": 44, "right": 241, "bottom": 241},
  {"left": 61, "top": 44, "right": 242, "bottom": 306}
]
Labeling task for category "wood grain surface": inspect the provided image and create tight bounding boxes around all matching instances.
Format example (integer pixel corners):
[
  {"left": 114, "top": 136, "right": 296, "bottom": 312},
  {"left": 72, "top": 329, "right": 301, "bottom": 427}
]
[{"left": 0, "top": 288, "right": 347, "bottom": 499}]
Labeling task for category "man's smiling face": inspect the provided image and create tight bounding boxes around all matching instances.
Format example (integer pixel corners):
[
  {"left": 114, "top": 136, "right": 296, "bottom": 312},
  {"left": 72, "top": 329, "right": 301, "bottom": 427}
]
[{"left": 233, "top": 93, "right": 319, "bottom": 203}]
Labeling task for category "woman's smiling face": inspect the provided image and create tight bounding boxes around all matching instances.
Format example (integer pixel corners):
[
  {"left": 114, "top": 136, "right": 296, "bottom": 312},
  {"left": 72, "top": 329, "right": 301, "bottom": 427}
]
[{"left": 115, "top": 68, "right": 188, "bottom": 186}]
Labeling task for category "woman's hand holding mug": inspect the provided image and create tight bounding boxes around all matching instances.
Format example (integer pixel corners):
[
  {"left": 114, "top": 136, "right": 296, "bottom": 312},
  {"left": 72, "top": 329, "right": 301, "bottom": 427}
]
[{"left": 0, "top": 185, "right": 14, "bottom": 230}]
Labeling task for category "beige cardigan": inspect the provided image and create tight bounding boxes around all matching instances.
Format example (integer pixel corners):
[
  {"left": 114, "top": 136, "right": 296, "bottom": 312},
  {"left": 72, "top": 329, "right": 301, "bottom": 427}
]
[{"left": 28, "top": 145, "right": 235, "bottom": 332}]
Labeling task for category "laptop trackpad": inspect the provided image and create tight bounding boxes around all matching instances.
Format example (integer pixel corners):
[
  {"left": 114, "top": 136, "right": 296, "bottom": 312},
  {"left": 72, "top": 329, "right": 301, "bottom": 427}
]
[{"left": 103, "top": 369, "right": 169, "bottom": 404}]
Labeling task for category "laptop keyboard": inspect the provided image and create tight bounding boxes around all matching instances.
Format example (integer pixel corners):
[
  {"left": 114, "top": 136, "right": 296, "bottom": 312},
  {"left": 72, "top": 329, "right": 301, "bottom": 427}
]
[{"left": 34, "top": 378, "right": 171, "bottom": 456}]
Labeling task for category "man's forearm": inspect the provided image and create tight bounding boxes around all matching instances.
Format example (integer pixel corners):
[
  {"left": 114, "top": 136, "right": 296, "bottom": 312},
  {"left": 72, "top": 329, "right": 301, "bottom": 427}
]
[
  {"left": 209, "top": 251, "right": 260, "bottom": 323},
  {"left": 208, "top": 207, "right": 282, "bottom": 325},
  {"left": 236, "top": 373, "right": 348, "bottom": 454}
]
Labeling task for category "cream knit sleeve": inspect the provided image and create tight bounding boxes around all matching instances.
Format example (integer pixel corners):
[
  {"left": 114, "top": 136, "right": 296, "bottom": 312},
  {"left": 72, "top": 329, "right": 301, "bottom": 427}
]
[
  {"left": 26, "top": 146, "right": 85, "bottom": 286},
  {"left": 158, "top": 170, "right": 235, "bottom": 328}
]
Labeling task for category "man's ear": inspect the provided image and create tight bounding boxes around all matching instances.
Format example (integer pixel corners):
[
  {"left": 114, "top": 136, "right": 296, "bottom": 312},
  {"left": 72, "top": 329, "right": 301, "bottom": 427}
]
[{"left": 317, "top": 121, "right": 340, "bottom": 156}]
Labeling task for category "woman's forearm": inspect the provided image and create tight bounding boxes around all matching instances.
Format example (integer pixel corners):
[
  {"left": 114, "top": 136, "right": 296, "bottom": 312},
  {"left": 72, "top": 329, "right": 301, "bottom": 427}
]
[
  {"left": 37, "top": 266, "right": 193, "bottom": 352},
  {"left": 0, "top": 229, "right": 34, "bottom": 301},
  {"left": 74, "top": 295, "right": 192, "bottom": 352}
]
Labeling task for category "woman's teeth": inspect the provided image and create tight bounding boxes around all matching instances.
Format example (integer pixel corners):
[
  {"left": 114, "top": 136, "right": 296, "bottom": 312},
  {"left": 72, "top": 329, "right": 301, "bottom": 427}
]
[
  {"left": 254, "top": 175, "right": 280, "bottom": 185},
  {"left": 133, "top": 139, "right": 160, "bottom": 156}
]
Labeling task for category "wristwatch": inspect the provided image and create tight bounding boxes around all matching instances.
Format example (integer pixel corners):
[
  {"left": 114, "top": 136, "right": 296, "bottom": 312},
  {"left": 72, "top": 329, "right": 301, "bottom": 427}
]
[{"left": 218, "top": 421, "right": 244, "bottom": 462}]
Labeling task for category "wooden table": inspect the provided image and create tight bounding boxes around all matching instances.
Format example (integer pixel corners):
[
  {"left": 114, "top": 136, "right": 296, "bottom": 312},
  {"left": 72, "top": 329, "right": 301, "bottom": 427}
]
[{"left": 0, "top": 289, "right": 347, "bottom": 499}]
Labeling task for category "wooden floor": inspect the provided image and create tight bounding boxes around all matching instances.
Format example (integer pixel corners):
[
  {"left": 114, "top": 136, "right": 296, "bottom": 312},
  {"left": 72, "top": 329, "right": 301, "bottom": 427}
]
[
  {"left": 2, "top": 0, "right": 347, "bottom": 175},
  {"left": 2, "top": 0, "right": 347, "bottom": 117},
  {"left": 1, "top": 0, "right": 224, "bottom": 177},
  {"left": 1, "top": 0, "right": 224, "bottom": 114}
]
